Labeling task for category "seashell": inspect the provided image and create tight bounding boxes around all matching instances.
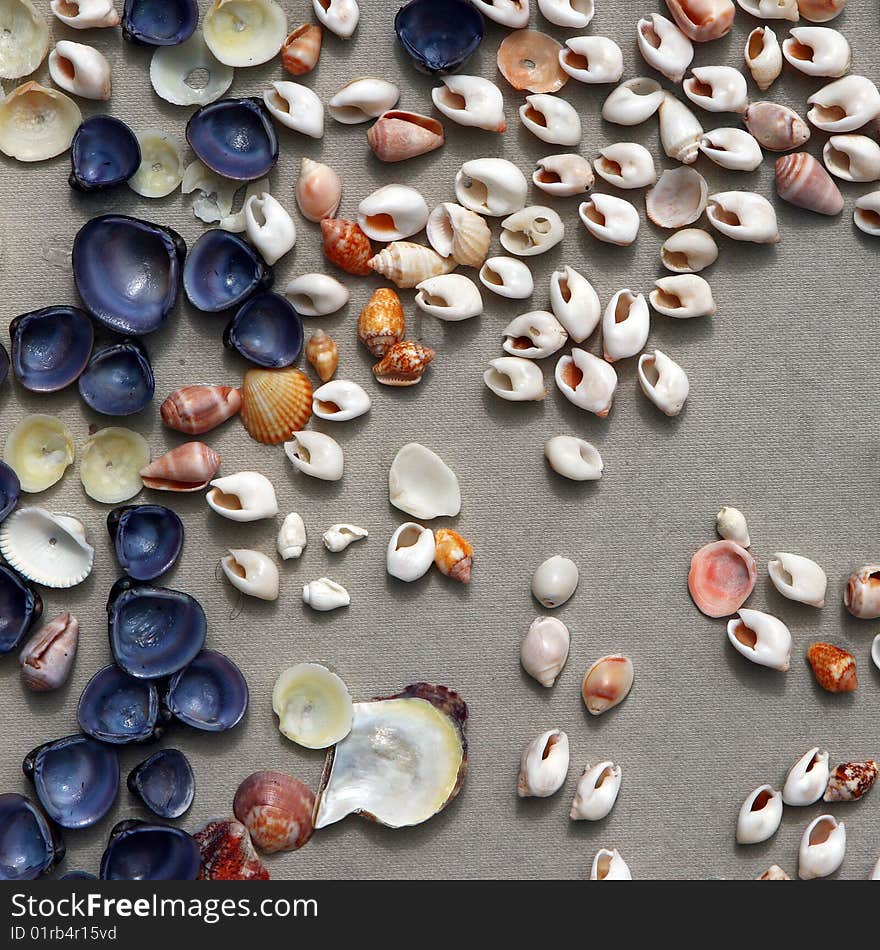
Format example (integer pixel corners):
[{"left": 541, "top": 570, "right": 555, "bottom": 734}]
[
  {"left": 500, "top": 206, "right": 565, "bottom": 257},
  {"left": 844, "top": 565, "right": 880, "bottom": 618},
  {"left": 570, "top": 763, "right": 621, "bottom": 821},
  {"left": 744, "top": 100, "right": 810, "bottom": 150},
  {"left": 128, "top": 130, "right": 184, "bottom": 199},
  {"left": 545, "top": 436, "right": 603, "bottom": 481},
  {"left": 284, "top": 434, "right": 343, "bottom": 485},
  {"left": 736, "top": 785, "right": 783, "bottom": 845},
  {"left": 277, "top": 513, "right": 306, "bottom": 560},
  {"left": 242, "top": 194, "right": 296, "bottom": 266},
  {"left": 650, "top": 274, "right": 716, "bottom": 319},
  {"left": 241, "top": 367, "right": 313, "bottom": 445},
  {"left": 783, "top": 747, "right": 830, "bottom": 805},
  {"left": 273, "top": 664, "right": 353, "bottom": 749},
  {"left": 10, "top": 306, "right": 93, "bottom": 395},
  {"left": 140, "top": 443, "right": 221, "bottom": 493},
  {"left": 302, "top": 578, "right": 350, "bottom": 610},
  {"left": 745, "top": 27, "right": 782, "bottom": 91},
  {"left": 50, "top": 0, "right": 119, "bottom": 29},
  {"left": 559, "top": 36, "right": 624, "bottom": 85},
  {"left": 313, "top": 0, "right": 358, "bottom": 39},
  {"left": 19, "top": 612, "right": 78, "bottom": 692},
  {"left": 484, "top": 357, "right": 547, "bottom": 402},
  {"left": 0, "top": 508, "right": 94, "bottom": 589},
  {"left": 807, "top": 641, "right": 857, "bottom": 692},
  {"left": 323, "top": 524, "right": 368, "bottom": 553},
  {"left": 186, "top": 98, "right": 278, "bottom": 181},
  {"left": 223, "top": 293, "right": 303, "bottom": 369},
  {"left": 519, "top": 94, "right": 582, "bottom": 147},
  {"left": 590, "top": 848, "right": 632, "bottom": 881},
  {"left": 517, "top": 729, "right": 569, "bottom": 798},
  {"left": 707, "top": 191, "right": 780, "bottom": 243},
  {"left": 367, "top": 110, "right": 444, "bottom": 163},
  {"left": 426, "top": 203, "right": 491, "bottom": 268},
  {"left": 797, "top": 0, "right": 846, "bottom": 22},
  {"left": 328, "top": 77, "right": 399, "bottom": 125},
  {"left": 181, "top": 160, "right": 238, "bottom": 225},
  {"left": 602, "top": 77, "right": 664, "bottom": 126},
  {"left": 480, "top": 257, "right": 534, "bottom": 299},
  {"left": 122, "top": 0, "right": 198, "bottom": 46},
  {"left": 823, "top": 135, "right": 880, "bottom": 182},
  {"left": 661, "top": 229, "right": 718, "bottom": 273},
  {"left": 295, "top": 158, "right": 341, "bottom": 223},
  {"left": 305, "top": 330, "right": 339, "bottom": 382},
  {"left": 221, "top": 549, "right": 279, "bottom": 601},
  {"left": 312, "top": 379, "right": 371, "bottom": 422},
  {"left": 582, "top": 655, "right": 634, "bottom": 716},
  {"left": 520, "top": 616, "right": 570, "bottom": 686},
  {"left": 49, "top": 41, "right": 110, "bottom": 100},
  {"left": 233, "top": 772, "right": 314, "bottom": 853},
  {"left": 665, "top": 0, "right": 735, "bottom": 42},
  {"left": 434, "top": 528, "right": 473, "bottom": 584},
  {"left": 207, "top": 472, "right": 278, "bottom": 522},
  {"left": 727, "top": 608, "right": 792, "bottom": 671},
  {"left": 4, "top": 415, "right": 74, "bottom": 493},
  {"left": 321, "top": 219, "right": 373, "bottom": 276},
  {"left": 503, "top": 311, "right": 567, "bottom": 359},
  {"left": 282, "top": 24, "right": 321, "bottom": 76},
  {"left": 358, "top": 288, "right": 406, "bottom": 357},
  {"left": 386, "top": 523, "right": 436, "bottom": 582},
  {"left": 716, "top": 506, "right": 750, "bottom": 547},
  {"left": 798, "top": 815, "right": 845, "bottom": 880},
  {"left": 767, "top": 552, "right": 825, "bottom": 607},
  {"left": 161, "top": 386, "right": 241, "bottom": 436},
  {"left": 416, "top": 274, "right": 483, "bottom": 322},
  {"left": 555, "top": 349, "right": 618, "bottom": 417},
  {"left": 285, "top": 273, "right": 348, "bottom": 317},
  {"left": 389, "top": 443, "right": 460, "bottom": 520},
  {"left": 684, "top": 66, "right": 748, "bottom": 114},
  {"left": 456, "top": 158, "right": 528, "bottom": 218},
  {"left": 150, "top": 32, "right": 233, "bottom": 107},
  {"left": 531, "top": 555, "right": 578, "bottom": 608},
  {"left": 100, "top": 820, "right": 200, "bottom": 879},
  {"left": 69, "top": 114, "right": 141, "bottom": 193},
  {"left": 0, "top": 463, "right": 19, "bottom": 524},
  {"left": 263, "top": 81, "right": 323, "bottom": 139},
  {"left": 688, "top": 540, "right": 757, "bottom": 617},
  {"left": 578, "top": 194, "right": 640, "bottom": 246},
  {"left": 0, "top": 82, "right": 81, "bottom": 163},
  {"left": 0, "top": 0, "right": 48, "bottom": 80},
  {"left": 203, "top": 0, "right": 287, "bottom": 67},
  {"left": 824, "top": 761, "right": 878, "bottom": 802},
  {"left": 775, "top": 152, "right": 844, "bottom": 215},
  {"left": 638, "top": 350, "right": 690, "bottom": 416},
  {"left": 472, "top": 0, "right": 529, "bottom": 28},
  {"left": 80, "top": 428, "right": 149, "bottom": 504},
  {"left": 0, "top": 563, "right": 42, "bottom": 657},
  {"left": 550, "top": 266, "right": 600, "bottom": 342},
  {"left": 358, "top": 185, "right": 429, "bottom": 242},
  {"left": 756, "top": 865, "right": 790, "bottom": 880},
  {"left": 636, "top": 14, "right": 693, "bottom": 83},
  {"left": 658, "top": 92, "right": 703, "bottom": 165},
  {"left": 699, "top": 127, "right": 763, "bottom": 172},
  {"left": 368, "top": 242, "right": 455, "bottom": 289},
  {"left": 497, "top": 29, "right": 567, "bottom": 94},
  {"left": 373, "top": 341, "right": 436, "bottom": 387},
  {"left": 108, "top": 504, "right": 184, "bottom": 582},
  {"left": 432, "top": 75, "right": 505, "bottom": 132},
  {"left": 128, "top": 749, "right": 194, "bottom": 821},
  {"left": 77, "top": 663, "right": 160, "bottom": 743},
  {"left": 594, "top": 142, "right": 656, "bottom": 189},
  {"left": 533, "top": 153, "right": 594, "bottom": 197},
  {"left": 539, "top": 0, "right": 593, "bottom": 27},
  {"left": 783, "top": 25, "right": 849, "bottom": 77},
  {"left": 738, "top": 0, "right": 798, "bottom": 17},
  {"left": 603, "top": 290, "right": 650, "bottom": 362}
]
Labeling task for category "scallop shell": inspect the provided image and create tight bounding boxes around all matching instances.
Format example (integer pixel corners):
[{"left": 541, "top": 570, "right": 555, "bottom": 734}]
[
  {"left": 426, "top": 203, "right": 491, "bottom": 268},
  {"left": 0, "top": 82, "right": 82, "bottom": 162},
  {"left": 0, "top": 507, "right": 94, "bottom": 588},
  {"left": 80, "top": 428, "right": 149, "bottom": 504},
  {"left": 4, "top": 414, "right": 74, "bottom": 493},
  {"left": 358, "top": 288, "right": 405, "bottom": 357},
  {"left": 0, "top": 0, "right": 49, "bottom": 80},
  {"left": 240, "top": 367, "right": 313, "bottom": 445},
  {"left": 295, "top": 157, "right": 341, "bottom": 223},
  {"left": 282, "top": 24, "right": 322, "bottom": 76},
  {"left": 389, "top": 443, "right": 461, "bottom": 521},
  {"left": 128, "top": 131, "right": 184, "bottom": 199},
  {"left": 203, "top": 0, "right": 288, "bottom": 68},
  {"left": 328, "top": 77, "right": 399, "bottom": 124},
  {"left": 48, "top": 40, "right": 110, "bottom": 100},
  {"left": 646, "top": 167, "right": 708, "bottom": 229},
  {"left": 368, "top": 242, "right": 456, "bottom": 290}
]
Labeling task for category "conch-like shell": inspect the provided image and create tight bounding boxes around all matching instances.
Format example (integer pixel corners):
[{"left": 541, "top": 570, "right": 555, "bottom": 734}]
[
  {"left": 434, "top": 528, "right": 473, "bottom": 584},
  {"left": 539, "top": 0, "right": 593, "bottom": 27},
  {"left": 550, "top": 266, "right": 600, "bottom": 343},
  {"left": 844, "top": 565, "right": 880, "bottom": 619},
  {"left": 416, "top": 274, "right": 483, "bottom": 322},
  {"left": 823, "top": 135, "right": 880, "bottom": 182},
  {"left": 357, "top": 185, "right": 429, "bottom": 242},
  {"left": 783, "top": 747, "right": 829, "bottom": 806},
  {"left": 727, "top": 608, "right": 792, "bottom": 671},
  {"left": 594, "top": 142, "right": 656, "bottom": 189},
  {"left": 0, "top": 508, "right": 94, "bottom": 589},
  {"left": 808, "top": 75, "right": 880, "bottom": 133},
  {"left": 559, "top": 36, "right": 623, "bottom": 85},
  {"left": 582, "top": 655, "right": 634, "bottom": 716},
  {"left": 483, "top": 357, "right": 546, "bottom": 402},
  {"left": 244, "top": 193, "right": 296, "bottom": 265},
  {"left": 471, "top": 0, "right": 529, "bottom": 28},
  {"left": 368, "top": 242, "right": 455, "bottom": 289},
  {"left": 555, "top": 349, "right": 618, "bottom": 417},
  {"left": 50, "top": 0, "right": 119, "bottom": 29},
  {"left": 389, "top": 443, "right": 460, "bottom": 520},
  {"left": 19, "top": 612, "right": 78, "bottom": 692},
  {"left": 738, "top": 0, "right": 798, "bottom": 17},
  {"left": 48, "top": 41, "right": 110, "bottom": 100},
  {"left": 637, "top": 350, "right": 690, "bottom": 416},
  {"left": 0, "top": 0, "right": 49, "bottom": 80},
  {"left": 602, "top": 290, "right": 650, "bottom": 362},
  {"left": 745, "top": 26, "right": 782, "bottom": 91},
  {"left": 282, "top": 24, "right": 322, "bottom": 76},
  {"left": 500, "top": 206, "right": 564, "bottom": 257},
  {"left": 295, "top": 158, "right": 341, "bottom": 223},
  {"left": 661, "top": 229, "right": 718, "bottom": 273},
  {"left": 313, "top": 0, "right": 358, "bottom": 39},
  {"left": 80, "top": 428, "right": 149, "bottom": 505},
  {"left": 305, "top": 329, "right": 339, "bottom": 382},
  {"left": 571, "top": 763, "right": 622, "bottom": 821},
  {"left": 321, "top": 219, "right": 373, "bottom": 276},
  {"left": 302, "top": 577, "right": 350, "bottom": 610},
  {"left": 683, "top": 65, "right": 748, "bottom": 114},
  {"left": 455, "top": 157, "right": 528, "bottom": 218},
  {"left": 240, "top": 367, "right": 313, "bottom": 445},
  {"left": 798, "top": 815, "right": 846, "bottom": 880},
  {"left": 328, "top": 77, "right": 399, "bottom": 124},
  {"left": 649, "top": 274, "right": 716, "bottom": 318},
  {"left": 665, "top": 0, "right": 735, "bottom": 42},
  {"left": 602, "top": 77, "right": 664, "bottom": 126},
  {"left": 647, "top": 167, "right": 709, "bottom": 229},
  {"left": 502, "top": 311, "right": 567, "bottom": 359},
  {"left": 855, "top": 191, "right": 880, "bottom": 236},
  {"left": 707, "top": 191, "right": 780, "bottom": 243},
  {"left": 426, "top": 203, "right": 491, "bottom": 269},
  {"left": 768, "top": 552, "right": 826, "bottom": 607},
  {"left": 699, "top": 127, "right": 763, "bottom": 172},
  {"left": 263, "top": 81, "right": 323, "bottom": 138},
  {"left": 520, "top": 616, "right": 570, "bottom": 686},
  {"left": 658, "top": 92, "right": 703, "bottom": 165},
  {"left": 277, "top": 512, "right": 306, "bottom": 560},
  {"left": 386, "top": 523, "right": 435, "bottom": 582},
  {"left": 323, "top": 524, "right": 368, "bottom": 553},
  {"left": 736, "top": 785, "right": 783, "bottom": 845},
  {"left": 544, "top": 436, "right": 603, "bottom": 481},
  {"left": 0, "top": 82, "right": 81, "bottom": 162},
  {"left": 203, "top": 0, "right": 287, "bottom": 67},
  {"left": 312, "top": 380, "right": 371, "bottom": 422},
  {"left": 578, "top": 194, "right": 640, "bottom": 246},
  {"left": 519, "top": 94, "right": 582, "bottom": 146},
  {"left": 783, "top": 26, "right": 850, "bottom": 77},
  {"left": 367, "top": 110, "right": 444, "bottom": 163},
  {"left": 4, "top": 414, "right": 74, "bottom": 493},
  {"left": 358, "top": 288, "right": 405, "bottom": 357},
  {"left": 221, "top": 549, "right": 280, "bottom": 601},
  {"left": 533, "top": 153, "right": 594, "bottom": 197},
  {"left": 517, "top": 729, "right": 569, "bottom": 798},
  {"left": 285, "top": 273, "right": 349, "bottom": 317},
  {"left": 284, "top": 431, "right": 344, "bottom": 481},
  {"left": 140, "top": 443, "right": 221, "bottom": 492},
  {"left": 207, "top": 472, "right": 278, "bottom": 522},
  {"left": 373, "top": 341, "right": 435, "bottom": 388},
  {"left": 636, "top": 13, "right": 693, "bottom": 83},
  {"left": 744, "top": 101, "right": 810, "bottom": 151},
  {"left": 775, "top": 152, "right": 844, "bottom": 215},
  {"left": 432, "top": 75, "right": 506, "bottom": 133},
  {"left": 590, "top": 848, "right": 632, "bottom": 881},
  {"left": 162, "top": 386, "right": 241, "bottom": 436}
]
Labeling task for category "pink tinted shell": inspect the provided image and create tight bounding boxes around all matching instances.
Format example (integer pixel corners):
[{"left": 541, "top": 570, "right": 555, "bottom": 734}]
[{"left": 688, "top": 540, "right": 757, "bottom": 617}]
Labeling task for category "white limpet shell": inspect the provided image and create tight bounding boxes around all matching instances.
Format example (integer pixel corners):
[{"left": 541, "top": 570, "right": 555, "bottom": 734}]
[
  {"left": 0, "top": 508, "right": 94, "bottom": 589},
  {"left": 661, "top": 229, "right": 719, "bottom": 273},
  {"left": 502, "top": 311, "right": 567, "bottom": 359},
  {"left": 520, "top": 94, "right": 582, "bottom": 146},
  {"left": 555, "top": 349, "right": 618, "bottom": 417},
  {"left": 312, "top": 380, "right": 371, "bottom": 422},
  {"left": 520, "top": 616, "right": 570, "bottom": 686},
  {"left": 707, "top": 191, "right": 780, "bottom": 244},
  {"left": 602, "top": 77, "right": 664, "bottom": 126},
  {"left": 636, "top": 13, "right": 693, "bottom": 84},
  {"left": 426, "top": 203, "right": 491, "bottom": 269},
  {"left": 221, "top": 549, "right": 279, "bottom": 601},
  {"left": 854, "top": 191, "right": 880, "bottom": 236},
  {"left": 50, "top": 0, "right": 119, "bottom": 29},
  {"left": 799, "top": 815, "right": 846, "bottom": 880},
  {"left": 736, "top": 785, "right": 784, "bottom": 844},
  {"left": 545, "top": 436, "right": 603, "bottom": 482},
  {"left": 203, "top": 0, "right": 287, "bottom": 67},
  {"left": 550, "top": 266, "right": 600, "bottom": 343},
  {"left": 313, "top": 0, "right": 359, "bottom": 39},
  {"left": 283, "top": 431, "right": 344, "bottom": 482},
  {"left": 716, "top": 506, "right": 750, "bottom": 547},
  {"left": 517, "top": 729, "right": 569, "bottom": 798},
  {"left": 539, "top": 0, "right": 593, "bottom": 28},
  {"left": 594, "top": 142, "right": 656, "bottom": 189},
  {"left": 284, "top": 274, "right": 349, "bottom": 317},
  {"left": 470, "top": 0, "right": 529, "bottom": 28},
  {"left": 823, "top": 135, "right": 880, "bottom": 182},
  {"left": 768, "top": 552, "right": 827, "bottom": 607},
  {"left": 150, "top": 32, "right": 234, "bottom": 107},
  {"left": 745, "top": 26, "right": 782, "bottom": 91},
  {"left": 737, "top": 0, "right": 798, "bottom": 17},
  {"left": 479, "top": 257, "right": 534, "bottom": 300},
  {"left": 570, "top": 762, "right": 622, "bottom": 821},
  {"left": 0, "top": 82, "right": 81, "bottom": 162},
  {"left": 389, "top": 443, "right": 461, "bottom": 520},
  {"left": 277, "top": 513, "right": 306, "bottom": 560},
  {"left": 684, "top": 66, "right": 749, "bottom": 114},
  {"left": 646, "top": 167, "right": 708, "bottom": 229},
  {"left": 0, "top": 0, "right": 49, "bottom": 80},
  {"left": 263, "top": 81, "right": 323, "bottom": 138},
  {"left": 603, "top": 291, "right": 649, "bottom": 363},
  {"left": 357, "top": 185, "right": 429, "bottom": 243},
  {"left": 432, "top": 75, "right": 506, "bottom": 132},
  {"left": 808, "top": 75, "right": 880, "bottom": 133},
  {"left": 659, "top": 92, "right": 703, "bottom": 166},
  {"left": 48, "top": 41, "right": 109, "bottom": 100},
  {"left": 531, "top": 555, "right": 578, "bottom": 609},
  {"left": 637, "top": 350, "right": 690, "bottom": 417},
  {"left": 590, "top": 848, "right": 632, "bottom": 881},
  {"left": 272, "top": 663, "right": 353, "bottom": 749},
  {"left": 500, "top": 206, "right": 565, "bottom": 257},
  {"left": 80, "top": 428, "right": 149, "bottom": 504},
  {"left": 328, "top": 77, "right": 399, "bottom": 124},
  {"left": 650, "top": 274, "right": 716, "bottom": 319},
  {"left": 783, "top": 747, "right": 830, "bottom": 806},
  {"left": 578, "top": 194, "right": 640, "bottom": 247},
  {"left": 483, "top": 357, "right": 547, "bottom": 402},
  {"left": 416, "top": 274, "right": 483, "bottom": 322},
  {"left": 207, "top": 472, "right": 279, "bottom": 522},
  {"left": 559, "top": 36, "right": 624, "bottom": 85},
  {"left": 386, "top": 523, "right": 435, "bottom": 582},
  {"left": 244, "top": 193, "right": 296, "bottom": 265},
  {"left": 302, "top": 577, "right": 350, "bottom": 610},
  {"left": 323, "top": 524, "right": 368, "bottom": 553},
  {"left": 783, "top": 26, "right": 850, "bottom": 78},
  {"left": 455, "top": 158, "right": 528, "bottom": 218},
  {"left": 5, "top": 415, "right": 74, "bottom": 493},
  {"left": 699, "top": 127, "right": 763, "bottom": 172},
  {"left": 129, "top": 131, "right": 184, "bottom": 199},
  {"left": 533, "top": 153, "right": 594, "bottom": 197},
  {"left": 727, "top": 608, "right": 792, "bottom": 671}
]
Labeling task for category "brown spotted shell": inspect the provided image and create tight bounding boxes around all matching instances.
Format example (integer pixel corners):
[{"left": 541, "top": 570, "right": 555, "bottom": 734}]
[
  {"left": 233, "top": 771, "right": 315, "bottom": 854},
  {"left": 823, "top": 760, "right": 878, "bottom": 801},
  {"left": 434, "top": 528, "right": 473, "bottom": 583},
  {"left": 806, "top": 641, "right": 858, "bottom": 693},
  {"left": 373, "top": 340, "right": 435, "bottom": 386},
  {"left": 194, "top": 819, "right": 270, "bottom": 880},
  {"left": 358, "top": 288, "right": 405, "bottom": 356},
  {"left": 321, "top": 218, "right": 373, "bottom": 275},
  {"left": 305, "top": 329, "right": 339, "bottom": 382},
  {"left": 240, "top": 367, "right": 313, "bottom": 445}
]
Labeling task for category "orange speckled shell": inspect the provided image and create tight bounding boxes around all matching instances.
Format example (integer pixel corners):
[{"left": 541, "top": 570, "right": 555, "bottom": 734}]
[
  {"left": 305, "top": 329, "right": 339, "bottom": 382},
  {"left": 160, "top": 385, "right": 242, "bottom": 435},
  {"left": 282, "top": 24, "right": 322, "bottom": 76},
  {"left": 372, "top": 340, "right": 435, "bottom": 386},
  {"left": 139, "top": 442, "right": 221, "bottom": 492},
  {"left": 233, "top": 771, "right": 315, "bottom": 854},
  {"left": 194, "top": 819, "right": 270, "bottom": 880},
  {"left": 434, "top": 528, "right": 473, "bottom": 583},
  {"left": 366, "top": 111, "right": 445, "bottom": 163},
  {"left": 807, "top": 642, "right": 858, "bottom": 693},
  {"left": 321, "top": 218, "right": 373, "bottom": 275},
  {"left": 823, "top": 760, "right": 878, "bottom": 801},
  {"left": 240, "top": 367, "right": 313, "bottom": 445},
  {"left": 358, "top": 288, "right": 405, "bottom": 356}
]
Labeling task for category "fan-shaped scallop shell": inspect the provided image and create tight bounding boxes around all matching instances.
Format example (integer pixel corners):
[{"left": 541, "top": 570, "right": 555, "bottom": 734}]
[
  {"left": 0, "top": 507, "right": 94, "bottom": 589},
  {"left": 240, "top": 367, "right": 313, "bottom": 445}
]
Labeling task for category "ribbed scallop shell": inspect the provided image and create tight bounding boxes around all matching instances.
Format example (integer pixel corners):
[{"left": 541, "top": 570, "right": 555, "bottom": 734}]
[
  {"left": 368, "top": 242, "right": 456, "bottom": 289},
  {"left": 358, "top": 288, "right": 405, "bottom": 357},
  {"left": 426, "top": 203, "right": 491, "bottom": 268},
  {"left": 240, "top": 367, "right": 313, "bottom": 445},
  {"left": 0, "top": 507, "right": 94, "bottom": 589}
]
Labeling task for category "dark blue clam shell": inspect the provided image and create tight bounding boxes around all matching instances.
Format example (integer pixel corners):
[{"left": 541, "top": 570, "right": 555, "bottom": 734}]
[
  {"left": 0, "top": 793, "right": 64, "bottom": 881},
  {"left": 10, "top": 306, "right": 94, "bottom": 393},
  {"left": 122, "top": 0, "right": 198, "bottom": 46},
  {"left": 184, "top": 229, "right": 273, "bottom": 313},
  {"left": 69, "top": 116, "right": 142, "bottom": 192},
  {"left": 0, "top": 564, "right": 42, "bottom": 656},
  {"left": 0, "top": 341, "right": 9, "bottom": 387},
  {"left": 0, "top": 461, "right": 21, "bottom": 523},
  {"left": 77, "top": 664, "right": 162, "bottom": 745},
  {"left": 108, "top": 578, "right": 207, "bottom": 680},
  {"left": 23, "top": 735, "right": 119, "bottom": 830},
  {"left": 108, "top": 505, "right": 184, "bottom": 582},
  {"left": 186, "top": 98, "right": 279, "bottom": 181},
  {"left": 100, "top": 820, "right": 200, "bottom": 881},
  {"left": 223, "top": 292, "right": 303, "bottom": 367},
  {"left": 395, "top": 0, "right": 484, "bottom": 74},
  {"left": 127, "top": 749, "right": 194, "bottom": 819},
  {"left": 73, "top": 215, "right": 186, "bottom": 336},
  {"left": 165, "top": 650, "right": 248, "bottom": 732},
  {"left": 78, "top": 339, "right": 155, "bottom": 416}
]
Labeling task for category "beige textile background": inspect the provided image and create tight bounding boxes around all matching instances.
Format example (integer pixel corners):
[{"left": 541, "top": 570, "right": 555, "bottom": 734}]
[{"left": 1, "top": 0, "right": 879, "bottom": 881}]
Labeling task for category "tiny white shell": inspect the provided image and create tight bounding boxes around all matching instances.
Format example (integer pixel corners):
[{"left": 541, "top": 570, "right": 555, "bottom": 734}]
[
  {"left": 221, "top": 549, "right": 280, "bottom": 601},
  {"left": 783, "top": 26, "right": 851, "bottom": 77},
  {"left": 322, "top": 524, "right": 368, "bottom": 553},
  {"left": 312, "top": 380, "right": 371, "bottom": 422},
  {"left": 48, "top": 41, "right": 111, "bottom": 100},
  {"left": 284, "top": 431, "right": 344, "bottom": 481},
  {"left": 502, "top": 311, "right": 567, "bottom": 359},
  {"left": 716, "top": 506, "right": 750, "bottom": 547},
  {"left": 284, "top": 274, "right": 350, "bottom": 317},
  {"left": 531, "top": 555, "right": 578, "bottom": 609},
  {"left": 313, "top": 0, "right": 358, "bottom": 38},
  {"left": 455, "top": 158, "right": 528, "bottom": 218},
  {"left": 149, "top": 32, "right": 233, "bottom": 107},
  {"left": 660, "top": 229, "right": 718, "bottom": 273},
  {"left": 570, "top": 762, "right": 622, "bottom": 821},
  {"left": 519, "top": 94, "right": 582, "bottom": 147},
  {"left": 533, "top": 153, "right": 595, "bottom": 197},
  {"left": 244, "top": 193, "right": 296, "bottom": 265},
  {"left": 636, "top": 13, "right": 693, "bottom": 83},
  {"left": 798, "top": 815, "right": 846, "bottom": 880},
  {"left": 855, "top": 191, "right": 880, "bottom": 236},
  {"left": 386, "top": 522, "right": 435, "bottom": 582},
  {"left": 416, "top": 274, "right": 483, "bottom": 322},
  {"left": 550, "top": 266, "right": 601, "bottom": 343},
  {"left": 579, "top": 193, "right": 640, "bottom": 246},
  {"left": 559, "top": 36, "right": 624, "bottom": 85},
  {"left": 808, "top": 75, "right": 880, "bottom": 133},
  {"left": 545, "top": 436, "right": 603, "bottom": 481},
  {"left": 699, "top": 127, "right": 764, "bottom": 172},
  {"left": 555, "top": 349, "right": 618, "bottom": 417},
  {"left": 594, "top": 142, "right": 656, "bottom": 189},
  {"left": 637, "top": 350, "right": 690, "bottom": 417},
  {"left": 707, "top": 191, "right": 780, "bottom": 244},
  {"left": 520, "top": 616, "right": 570, "bottom": 686},
  {"left": 50, "top": 0, "right": 119, "bottom": 29},
  {"left": 328, "top": 77, "right": 399, "bottom": 124},
  {"left": 737, "top": 0, "right": 798, "bottom": 18},
  {"left": 389, "top": 443, "right": 461, "bottom": 520},
  {"left": 745, "top": 26, "right": 782, "bottom": 91},
  {"left": 264, "top": 81, "right": 324, "bottom": 138},
  {"left": 484, "top": 357, "right": 546, "bottom": 402},
  {"left": 590, "top": 848, "right": 632, "bottom": 881},
  {"left": 500, "top": 206, "right": 565, "bottom": 257},
  {"left": 128, "top": 130, "right": 185, "bottom": 200},
  {"left": 603, "top": 290, "right": 650, "bottom": 363},
  {"left": 727, "top": 608, "right": 792, "bottom": 671},
  {"left": 683, "top": 66, "right": 749, "bottom": 114},
  {"left": 783, "top": 747, "right": 830, "bottom": 806},
  {"left": 823, "top": 135, "right": 880, "bottom": 182},
  {"left": 659, "top": 92, "right": 703, "bottom": 165},
  {"left": 517, "top": 729, "right": 569, "bottom": 798},
  {"left": 538, "top": 0, "right": 593, "bottom": 28},
  {"left": 357, "top": 184, "right": 429, "bottom": 242},
  {"left": 207, "top": 472, "right": 279, "bottom": 522},
  {"left": 650, "top": 274, "right": 716, "bottom": 319},
  {"left": 768, "top": 552, "right": 827, "bottom": 607},
  {"left": 277, "top": 512, "right": 306, "bottom": 560},
  {"left": 302, "top": 577, "right": 351, "bottom": 610},
  {"left": 479, "top": 257, "right": 534, "bottom": 299},
  {"left": 736, "top": 785, "right": 783, "bottom": 844},
  {"left": 602, "top": 77, "right": 664, "bottom": 126},
  {"left": 432, "top": 75, "right": 506, "bottom": 132},
  {"left": 470, "top": 0, "right": 529, "bottom": 28}
]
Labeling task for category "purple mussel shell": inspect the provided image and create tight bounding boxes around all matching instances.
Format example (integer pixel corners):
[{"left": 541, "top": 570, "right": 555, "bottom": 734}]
[
  {"left": 165, "top": 649, "right": 248, "bottom": 732},
  {"left": 10, "top": 306, "right": 94, "bottom": 393},
  {"left": 0, "top": 793, "right": 64, "bottom": 881},
  {"left": 69, "top": 115, "right": 141, "bottom": 192},
  {"left": 0, "top": 341, "right": 8, "bottom": 387},
  {"left": 0, "top": 564, "right": 42, "bottom": 656},
  {"left": 78, "top": 339, "right": 155, "bottom": 416},
  {"left": 122, "top": 0, "right": 198, "bottom": 46},
  {"left": 77, "top": 664, "right": 163, "bottom": 744},
  {"left": 100, "top": 820, "right": 200, "bottom": 880},
  {"left": 0, "top": 461, "right": 21, "bottom": 523},
  {"left": 184, "top": 228, "right": 273, "bottom": 313},
  {"left": 127, "top": 748, "right": 195, "bottom": 819},
  {"left": 395, "top": 0, "right": 485, "bottom": 75},
  {"left": 223, "top": 292, "right": 303, "bottom": 367},
  {"left": 185, "top": 98, "right": 279, "bottom": 181},
  {"left": 108, "top": 504, "right": 184, "bottom": 581}
]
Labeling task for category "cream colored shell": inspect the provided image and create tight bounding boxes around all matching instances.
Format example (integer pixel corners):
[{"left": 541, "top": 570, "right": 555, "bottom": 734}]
[
  {"left": 129, "top": 131, "right": 185, "bottom": 199},
  {"left": 0, "top": 0, "right": 49, "bottom": 80},
  {"left": 5, "top": 414, "right": 74, "bottom": 493},
  {"left": 0, "top": 82, "right": 81, "bottom": 162},
  {"left": 272, "top": 664, "right": 354, "bottom": 748},
  {"left": 80, "top": 428, "right": 149, "bottom": 504},
  {"left": 203, "top": 0, "right": 287, "bottom": 67}
]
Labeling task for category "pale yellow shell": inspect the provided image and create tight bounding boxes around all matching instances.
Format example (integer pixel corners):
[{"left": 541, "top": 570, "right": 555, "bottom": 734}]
[{"left": 4, "top": 414, "right": 74, "bottom": 493}]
